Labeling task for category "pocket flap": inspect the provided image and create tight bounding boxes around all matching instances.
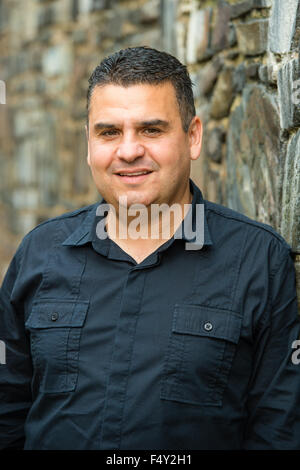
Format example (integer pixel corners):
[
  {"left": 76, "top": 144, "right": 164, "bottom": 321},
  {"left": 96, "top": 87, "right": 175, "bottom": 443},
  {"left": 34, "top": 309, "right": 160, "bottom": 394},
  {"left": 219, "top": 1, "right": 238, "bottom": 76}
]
[
  {"left": 25, "top": 299, "right": 89, "bottom": 329},
  {"left": 173, "top": 304, "right": 242, "bottom": 344}
]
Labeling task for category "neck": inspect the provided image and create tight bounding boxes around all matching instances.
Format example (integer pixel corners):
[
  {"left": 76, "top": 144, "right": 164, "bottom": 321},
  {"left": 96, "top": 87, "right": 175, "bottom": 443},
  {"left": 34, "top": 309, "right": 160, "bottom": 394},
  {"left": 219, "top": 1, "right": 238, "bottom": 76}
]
[{"left": 106, "top": 187, "right": 193, "bottom": 245}]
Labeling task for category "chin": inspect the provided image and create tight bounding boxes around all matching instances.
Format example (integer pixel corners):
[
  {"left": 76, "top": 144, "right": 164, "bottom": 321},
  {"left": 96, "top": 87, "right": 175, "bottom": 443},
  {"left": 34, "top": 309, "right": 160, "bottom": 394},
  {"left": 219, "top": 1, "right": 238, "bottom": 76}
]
[{"left": 117, "top": 192, "right": 155, "bottom": 209}]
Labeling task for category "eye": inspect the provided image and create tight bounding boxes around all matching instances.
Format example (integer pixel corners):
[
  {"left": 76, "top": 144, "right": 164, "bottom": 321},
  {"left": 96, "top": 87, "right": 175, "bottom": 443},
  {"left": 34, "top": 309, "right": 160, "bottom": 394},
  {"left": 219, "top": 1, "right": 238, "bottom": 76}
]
[
  {"left": 142, "top": 127, "right": 161, "bottom": 135},
  {"left": 100, "top": 129, "right": 120, "bottom": 137}
]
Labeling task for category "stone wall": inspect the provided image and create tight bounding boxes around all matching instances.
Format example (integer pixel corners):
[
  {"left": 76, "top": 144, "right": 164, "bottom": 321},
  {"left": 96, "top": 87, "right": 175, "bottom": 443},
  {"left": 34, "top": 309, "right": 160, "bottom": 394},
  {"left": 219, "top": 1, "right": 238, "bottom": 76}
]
[{"left": 0, "top": 0, "right": 299, "bottom": 308}]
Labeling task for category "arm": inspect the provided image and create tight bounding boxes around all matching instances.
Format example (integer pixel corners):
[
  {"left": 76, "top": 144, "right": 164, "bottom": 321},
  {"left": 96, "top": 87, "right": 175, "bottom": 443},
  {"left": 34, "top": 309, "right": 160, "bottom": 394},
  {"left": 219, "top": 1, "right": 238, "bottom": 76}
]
[
  {"left": 243, "top": 242, "right": 300, "bottom": 449},
  {"left": 0, "top": 243, "right": 33, "bottom": 449}
]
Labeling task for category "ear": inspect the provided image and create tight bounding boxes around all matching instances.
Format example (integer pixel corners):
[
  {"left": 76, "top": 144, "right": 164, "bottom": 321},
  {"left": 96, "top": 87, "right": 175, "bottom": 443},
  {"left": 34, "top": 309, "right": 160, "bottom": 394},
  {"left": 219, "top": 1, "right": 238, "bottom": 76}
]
[
  {"left": 85, "top": 124, "right": 91, "bottom": 166},
  {"left": 188, "top": 116, "right": 203, "bottom": 161}
]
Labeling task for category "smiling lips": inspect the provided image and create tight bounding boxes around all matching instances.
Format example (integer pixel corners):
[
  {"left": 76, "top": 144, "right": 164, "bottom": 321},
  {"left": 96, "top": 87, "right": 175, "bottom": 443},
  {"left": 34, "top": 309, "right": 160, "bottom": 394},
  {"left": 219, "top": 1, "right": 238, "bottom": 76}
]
[
  {"left": 114, "top": 169, "right": 153, "bottom": 183},
  {"left": 115, "top": 169, "right": 153, "bottom": 176}
]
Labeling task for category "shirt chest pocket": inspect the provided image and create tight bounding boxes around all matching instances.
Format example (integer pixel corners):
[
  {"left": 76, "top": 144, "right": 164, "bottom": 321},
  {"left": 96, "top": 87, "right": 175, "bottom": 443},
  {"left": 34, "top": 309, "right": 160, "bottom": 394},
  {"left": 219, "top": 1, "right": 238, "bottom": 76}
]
[
  {"left": 25, "top": 299, "right": 89, "bottom": 394},
  {"left": 160, "top": 304, "right": 242, "bottom": 407}
]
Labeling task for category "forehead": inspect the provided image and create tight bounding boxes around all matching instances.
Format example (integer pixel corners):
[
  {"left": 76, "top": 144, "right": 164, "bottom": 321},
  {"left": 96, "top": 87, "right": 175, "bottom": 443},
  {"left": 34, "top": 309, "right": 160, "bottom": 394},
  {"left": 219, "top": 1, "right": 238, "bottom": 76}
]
[{"left": 88, "top": 82, "right": 180, "bottom": 121}]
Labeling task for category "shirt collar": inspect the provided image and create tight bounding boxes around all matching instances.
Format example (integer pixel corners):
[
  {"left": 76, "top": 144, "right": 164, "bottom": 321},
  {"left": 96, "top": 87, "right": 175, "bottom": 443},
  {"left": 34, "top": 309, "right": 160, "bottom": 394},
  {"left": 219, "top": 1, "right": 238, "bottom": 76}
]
[
  {"left": 179, "top": 179, "right": 213, "bottom": 248},
  {"left": 62, "top": 178, "right": 213, "bottom": 249}
]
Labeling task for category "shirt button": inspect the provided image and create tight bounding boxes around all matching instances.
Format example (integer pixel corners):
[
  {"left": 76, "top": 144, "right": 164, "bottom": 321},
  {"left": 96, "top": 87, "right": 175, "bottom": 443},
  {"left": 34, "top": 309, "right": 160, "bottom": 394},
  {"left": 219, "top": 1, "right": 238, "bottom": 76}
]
[
  {"left": 204, "top": 321, "right": 213, "bottom": 332},
  {"left": 51, "top": 312, "right": 59, "bottom": 321}
]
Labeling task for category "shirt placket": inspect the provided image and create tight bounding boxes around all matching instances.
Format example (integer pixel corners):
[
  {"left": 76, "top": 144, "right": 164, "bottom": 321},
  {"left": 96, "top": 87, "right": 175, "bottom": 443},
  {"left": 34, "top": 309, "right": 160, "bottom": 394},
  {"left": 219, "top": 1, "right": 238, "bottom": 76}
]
[{"left": 99, "top": 265, "right": 147, "bottom": 449}]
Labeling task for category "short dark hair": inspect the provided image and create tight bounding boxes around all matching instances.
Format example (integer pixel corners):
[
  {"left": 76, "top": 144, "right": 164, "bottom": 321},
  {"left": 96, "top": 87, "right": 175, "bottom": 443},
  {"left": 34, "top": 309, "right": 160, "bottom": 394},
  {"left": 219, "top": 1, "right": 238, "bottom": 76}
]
[{"left": 87, "top": 46, "right": 196, "bottom": 132}]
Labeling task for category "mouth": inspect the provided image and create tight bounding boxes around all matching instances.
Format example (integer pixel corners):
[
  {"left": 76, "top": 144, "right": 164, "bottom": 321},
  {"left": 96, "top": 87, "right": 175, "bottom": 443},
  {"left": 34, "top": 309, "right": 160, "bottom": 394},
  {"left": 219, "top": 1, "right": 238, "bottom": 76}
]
[{"left": 114, "top": 170, "right": 153, "bottom": 184}]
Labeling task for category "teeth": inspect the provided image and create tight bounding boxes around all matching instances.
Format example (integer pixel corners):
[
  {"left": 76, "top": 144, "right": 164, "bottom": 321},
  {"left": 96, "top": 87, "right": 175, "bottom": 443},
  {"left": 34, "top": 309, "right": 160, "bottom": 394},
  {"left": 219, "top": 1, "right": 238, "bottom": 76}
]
[{"left": 119, "top": 171, "right": 150, "bottom": 176}]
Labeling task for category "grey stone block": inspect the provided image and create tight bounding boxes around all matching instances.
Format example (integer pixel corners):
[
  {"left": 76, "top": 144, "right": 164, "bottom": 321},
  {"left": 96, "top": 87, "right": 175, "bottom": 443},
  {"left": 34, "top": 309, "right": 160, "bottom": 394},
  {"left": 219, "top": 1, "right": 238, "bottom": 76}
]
[
  {"left": 253, "top": 0, "right": 272, "bottom": 7},
  {"left": 37, "top": 5, "right": 55, "bottom": 29},
  {"left": 14, "top": 212, "right": 37, "bottom": 236},
  {"left": 258, "top": 64, "right": 269, "bottom": 83},
  {"left": 12, "top": 188, "right": 39, "bottom": 210},
  {"left": 226, "top": 85, "right": 281, "bottom": 227},
  {"left": 14, "top": 140, "right": 38, "bottom": 186},
  {"left": 92, "top": 0, "right": 111, "bottom": 10},
  {"left": 228, "top": 23, "right": 237, "bottom": 47},
  {"left": 230, "top": 1, "right": 254, "bottom": 19},
  {"left": 211, "top": 1, "right": 231, "bottom": 52},
  {"left": 206, "top": 127, "right": 225, "bottom": 163},
  {"left": 186, "top": 7, "right": 212, "bottom": 64},
  {"left": 277, "top": 58, "right": 300, "bottom": 130},
  {"left": 269, "top": 0, "right": 299, "bottom": 53},
  {"left": 233, "top": 64, "right": 246, "bottom": 93},
  {"left": 161, "top": 0, "right": 178, "bottom": 56},
  {"left": 98, "top": 14, "right": 125, "bottom": 40},
  {"left": 236, "top": 19, "right": 269, "bottom": 56},
  {"left": 246, "top": 62, "right": 260, "bottom": 78},
  {"left": 230, "top": 0, "right": 272, "bottom": 19},
  {"left": 210, "top": 67, "right": 235, "bottom": 119},
  {"left": 126, "top": 28, "right": 163, "bottom": 50},
  {"left": 72, "top": 29, "right": 88, "bottom": 44},
  {"left": 14, "top": 110, "right": 45, "bottom": 138},
  {"left": 197, "top": 57, "right": 223, "bottom": 97},
  {"left": 135, "top": 0, "right": 160, "bottom": 24},
  {"left": 281, "top": 130, "right": 300, "bottom": 252},
  {"left": 78, "top": 0, "right": 93, "bottom": 14},
  {"left": 42, "top": 44, "right": 73, "bottom": 77}
]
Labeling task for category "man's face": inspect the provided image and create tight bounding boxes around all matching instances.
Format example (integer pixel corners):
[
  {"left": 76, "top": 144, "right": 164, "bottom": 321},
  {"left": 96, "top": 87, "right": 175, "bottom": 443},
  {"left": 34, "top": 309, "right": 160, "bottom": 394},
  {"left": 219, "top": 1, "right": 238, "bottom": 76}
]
[{"left": 86, "top": 82, "right": 202, "bottom": 210}]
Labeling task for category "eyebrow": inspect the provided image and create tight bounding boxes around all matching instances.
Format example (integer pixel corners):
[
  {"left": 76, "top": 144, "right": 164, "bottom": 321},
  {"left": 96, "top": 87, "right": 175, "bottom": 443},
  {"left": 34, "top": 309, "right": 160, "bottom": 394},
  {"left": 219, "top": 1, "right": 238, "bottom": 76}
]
[
  {"left": 93, "top": 119, "right": 170, "bottom": 131},
  {"left": 139, "top": 119, "right": 170, "bottom": 128}
]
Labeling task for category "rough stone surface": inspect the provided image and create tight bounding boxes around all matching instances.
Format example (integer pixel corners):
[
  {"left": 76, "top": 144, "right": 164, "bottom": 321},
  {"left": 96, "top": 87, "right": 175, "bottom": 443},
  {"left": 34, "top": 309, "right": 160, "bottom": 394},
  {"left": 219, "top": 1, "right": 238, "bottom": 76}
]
[
  {"left": 233, "top": 64, "right": 246, "bottom": 92},
  {"left": 258, "top": 64, "right": 269, "bottom": 84},
  {"left": 278, "top": 58, "right": 300, "bottom": 130},
  {"left": 161, "top": 0, "right": 178, "bottom": 55},
  {"left": 230, "top": 1, "right": 254, "bottom": 19},
  {"left": 210, "top": 67, "right": 235, "bottom": 119},
  {"left": 211, "top": 1, "right": 232, "bottom": 52},
  {"left": 136, "top": 0, "right": 160, "bottom": 24},
  {"left": 253, "top": 0, "right": 272, "bottom": 6},
  {"left": 245, "top": 62, "right": 260, "bottom": 78},
  {"left": 281, "top": 130, "right": 300, "bottom": 252},
  {"left": 12, "top": 188, "right": 39, "bottom": 210},
  {"left": 206, "top": 127, "right": 225, "bottom": 163},
  {"left": 37, "top": 5, "right": 55, "bottom": 29},
  {"left": 92, "top": 0, "right": 111, "bottom": 11},
  {"left": 229, "top": 0, "right": 272, "bottom": 18},
  {"left": 236, "top": 19, "right": 269, "bottom": 56},
  {"left": 197, "top": 57, "right": 223, "bottom": 96},
  {"left": 206, "top": 168, "right": 224, "bottom": 205},
  {"left": 269, "top": 0, "right": 299, "bottom": 53},
  {"left": 226, "top": 85, "right": 281, "bottom": 228},
  {"left": 42, "top": 44, "right": 73, "bottom": 77},
  {"left": 186, "top": 7, "right": 212, "bottom": 63},
  {"left": 14, "top": 109, "right": 45, "bottom": 138},
  {"left": 78, "top": 0, "right": 94, "bottom": 14}
]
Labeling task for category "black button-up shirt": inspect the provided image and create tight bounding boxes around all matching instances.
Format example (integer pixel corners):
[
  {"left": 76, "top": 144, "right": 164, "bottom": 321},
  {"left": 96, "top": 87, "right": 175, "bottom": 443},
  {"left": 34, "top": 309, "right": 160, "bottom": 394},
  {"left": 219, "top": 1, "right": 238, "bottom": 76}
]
[{"left": 1, "top": 179, "right": 300, "bottom": 450}]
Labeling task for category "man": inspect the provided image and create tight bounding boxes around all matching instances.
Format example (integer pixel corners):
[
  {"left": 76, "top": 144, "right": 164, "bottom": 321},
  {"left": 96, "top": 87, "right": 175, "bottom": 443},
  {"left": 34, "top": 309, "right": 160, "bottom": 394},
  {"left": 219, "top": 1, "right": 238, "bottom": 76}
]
[{"left": 0, "top": 46, "right": 300, "bottom": 450}]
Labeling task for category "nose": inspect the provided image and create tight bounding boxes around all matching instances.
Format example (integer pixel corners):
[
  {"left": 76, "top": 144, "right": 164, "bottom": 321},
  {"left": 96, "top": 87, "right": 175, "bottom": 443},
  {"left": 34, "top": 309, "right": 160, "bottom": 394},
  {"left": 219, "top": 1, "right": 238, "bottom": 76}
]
[{"left": 116, "top": 136, "right": 145, "bottom": 162}]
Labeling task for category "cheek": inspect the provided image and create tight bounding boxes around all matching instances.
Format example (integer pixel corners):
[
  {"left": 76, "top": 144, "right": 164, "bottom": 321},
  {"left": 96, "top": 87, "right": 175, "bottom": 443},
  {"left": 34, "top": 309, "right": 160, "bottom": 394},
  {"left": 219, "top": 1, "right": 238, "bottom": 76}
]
[
  {"left": 151, "top": 140, "right": 180, "bottom": 163},
  {"left": 89, "top": 141, "right": 113, "bottom": 169},
  {"left": 156, "top": 140, "right": 188, "bottom": 168}
]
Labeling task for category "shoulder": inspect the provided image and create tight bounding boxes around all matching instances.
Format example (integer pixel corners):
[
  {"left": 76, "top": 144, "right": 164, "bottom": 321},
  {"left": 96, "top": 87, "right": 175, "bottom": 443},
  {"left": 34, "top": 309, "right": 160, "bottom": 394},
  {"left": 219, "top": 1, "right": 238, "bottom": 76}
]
[
  {"left": 21, "top": 203, "right": 98, "bottom": 248},
  {"left": 204, "top": 199, "right": 291, "bottom": 255}
]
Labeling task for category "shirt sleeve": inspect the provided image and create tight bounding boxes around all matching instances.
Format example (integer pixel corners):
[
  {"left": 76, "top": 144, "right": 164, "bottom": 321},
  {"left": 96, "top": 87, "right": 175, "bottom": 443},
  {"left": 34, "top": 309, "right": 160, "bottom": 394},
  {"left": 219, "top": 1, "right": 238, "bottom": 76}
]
[
  {"left": 243, "top": 241, "right": 300, "bottom": 449},
  {"left": 0, "top": 242, "right": 33, "bottom": 450}
]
